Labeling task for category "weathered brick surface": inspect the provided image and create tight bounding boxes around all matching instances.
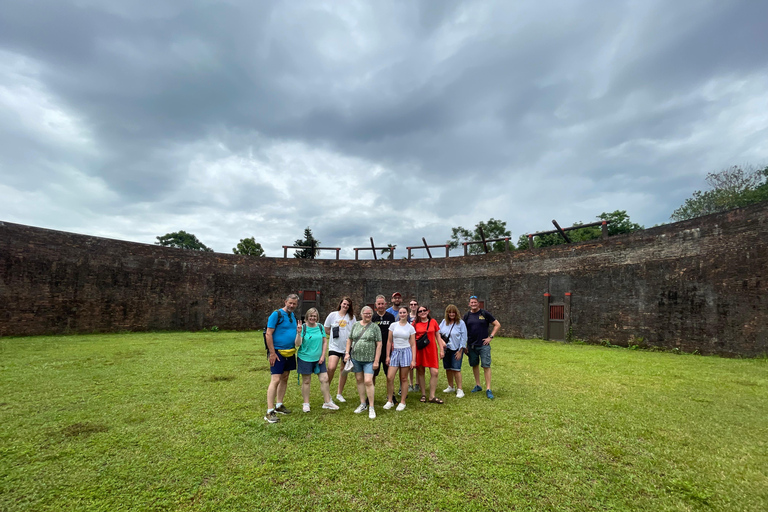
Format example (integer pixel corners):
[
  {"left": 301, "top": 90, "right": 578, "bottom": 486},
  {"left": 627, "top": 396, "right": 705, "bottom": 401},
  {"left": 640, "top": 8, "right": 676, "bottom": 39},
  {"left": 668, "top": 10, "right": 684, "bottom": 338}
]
[{"left": 1, "top": 202, "right": 766, "bottom": 356}]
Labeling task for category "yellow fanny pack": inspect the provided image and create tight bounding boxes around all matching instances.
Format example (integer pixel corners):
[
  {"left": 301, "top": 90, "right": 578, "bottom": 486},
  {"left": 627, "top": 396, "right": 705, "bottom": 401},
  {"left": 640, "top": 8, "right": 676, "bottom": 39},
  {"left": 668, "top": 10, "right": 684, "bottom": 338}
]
[{"left": 278, "top": 348, "right": 297, "bottom": 357}]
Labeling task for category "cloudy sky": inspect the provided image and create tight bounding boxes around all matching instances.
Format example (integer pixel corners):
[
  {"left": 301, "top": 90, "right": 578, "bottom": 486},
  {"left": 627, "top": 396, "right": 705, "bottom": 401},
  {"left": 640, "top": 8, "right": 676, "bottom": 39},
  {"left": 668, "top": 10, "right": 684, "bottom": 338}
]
[{"left": 1, "top": 1, "right": 767, "bottom": 258}]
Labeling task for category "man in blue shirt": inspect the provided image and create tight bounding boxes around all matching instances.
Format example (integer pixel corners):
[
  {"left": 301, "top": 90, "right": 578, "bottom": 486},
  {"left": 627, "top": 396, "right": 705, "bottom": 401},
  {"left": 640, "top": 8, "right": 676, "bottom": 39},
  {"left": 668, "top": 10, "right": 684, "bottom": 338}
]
[
  {"left": 463, "top": 296, "right": 501, "bottom": 399},
  {"left": 385, "top": 292, "right": 403, "bottom": 317},
  {"left": 264, "top": 293, "right": 301, "bottom": 423}
]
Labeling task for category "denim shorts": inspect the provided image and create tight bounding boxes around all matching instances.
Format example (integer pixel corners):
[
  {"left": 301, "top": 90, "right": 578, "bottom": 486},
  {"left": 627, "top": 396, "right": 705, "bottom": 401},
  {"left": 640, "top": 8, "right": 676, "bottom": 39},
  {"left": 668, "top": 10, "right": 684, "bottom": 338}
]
[
  {"left": 297, "top": 357, "right": 327, "bottom": 375},
  {"left": 351, "top": 359, "right": 375, "bottom": 375},
  {"left": 270, "top": 351, "right": 297, "bottom": 375},
  {"left": 467, "top": 344, "right": 491, "bottom": 368},
  {"left": 442, "top": 348, "right": 463, "bottom": 371}
]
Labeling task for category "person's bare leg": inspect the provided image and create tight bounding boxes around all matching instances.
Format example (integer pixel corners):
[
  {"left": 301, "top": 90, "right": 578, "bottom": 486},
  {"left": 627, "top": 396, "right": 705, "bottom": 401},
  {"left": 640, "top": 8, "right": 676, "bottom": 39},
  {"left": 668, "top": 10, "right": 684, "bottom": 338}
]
[
  {"left": 326, "top": 355, "right": 339, "bottom": 389},
  {"left": 472, "top": 365, "right": 481, "bottom": 387},
  {"left": 364, "top": 374, "right": 376, "bottom": 406},
  {"left": 301, "top": 374, "right": 311, "bottom": 404},
  {"left": 267, "top": 374, "right": 281, "bottom": 410},
  {"left": 484, "top": 366, "right": 492, "bottom": 391},
  {"left": 429, "top": 368, "right": 438, "bottom": 399},
  {"left": 355, "top": 372, "right": 366, "bottom": 405},
  {"left": 454, "top": 370, "right": 463, "bottom": 391},
  {"left": 338, "top": 370, "right": 349, "bottom": 397},
  {"left": 417, "top": 367, "right": 426, "bottom": 396},
  {"left": 399, "top": 368, "right": 410, "bottom": 405},
  {"left": 319, "top": 373, "right": 331, "bottom": 403},
  {"left": 386, "top": 366, "right": 398, "bottom": 403},
  {"left": 276, "top": 372, "right": 290, "bottom": 404}
]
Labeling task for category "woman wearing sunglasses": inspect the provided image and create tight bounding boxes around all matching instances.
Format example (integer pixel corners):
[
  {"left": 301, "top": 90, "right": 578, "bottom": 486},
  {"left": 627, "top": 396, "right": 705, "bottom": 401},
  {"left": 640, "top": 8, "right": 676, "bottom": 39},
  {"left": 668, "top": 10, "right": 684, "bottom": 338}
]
[
  {"left": 413, "top": 305, "right": 446, "bottom": 404},
  {"left": 384, "top": 306, "right": 417, "bottom": 411}
]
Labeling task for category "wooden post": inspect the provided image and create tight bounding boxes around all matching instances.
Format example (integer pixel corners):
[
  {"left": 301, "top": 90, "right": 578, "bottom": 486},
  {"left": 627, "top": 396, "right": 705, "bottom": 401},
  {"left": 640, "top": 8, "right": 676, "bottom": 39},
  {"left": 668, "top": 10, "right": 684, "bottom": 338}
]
[
  {"left": 505, "top": 237, "right": 510, "bottom": 251},
  {"left": 445, "top": 244, "right": 450, "bottom": 258},
  {"left": 407, "top": 247, "right": 412, "bottom": 259},
  {"left": 369, "top": 237, "right": 377, "bottom": 260},
  {"left": 354, "top": 248, "right": 359, "bottom": 260},
  {"left": 601, "top": 220, "right": 608, "bottom": 239},
  {"left": 527, "top": 235, "right": 534, "bottom": 250},
  {"left": 422, "top": 238, "right": 432, "bottom": 258},
  {"left": 463, "top": 242, "right": 468, "bottom": 257},
  {"left": 479, "top": 227, "right": 489, "bottom": 253},
  {"left": 335, "top": 249, "right": 340, "bottom": 260},
  {"left": 552, "top": 220, "right": 572, "bottom": 243},
  {"left": 283, "top": 246, "right": 288, "bottom": 258}
]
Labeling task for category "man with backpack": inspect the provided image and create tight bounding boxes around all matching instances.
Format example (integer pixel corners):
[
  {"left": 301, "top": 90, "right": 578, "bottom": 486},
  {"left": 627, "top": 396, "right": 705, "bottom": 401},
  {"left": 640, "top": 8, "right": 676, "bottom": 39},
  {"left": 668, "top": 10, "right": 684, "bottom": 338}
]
[
  {"left": 463, "top": 296, "right": 501, "bottom": 400},
  {"left": 264, "top": 293, "right": 301, "bottom": 423}
]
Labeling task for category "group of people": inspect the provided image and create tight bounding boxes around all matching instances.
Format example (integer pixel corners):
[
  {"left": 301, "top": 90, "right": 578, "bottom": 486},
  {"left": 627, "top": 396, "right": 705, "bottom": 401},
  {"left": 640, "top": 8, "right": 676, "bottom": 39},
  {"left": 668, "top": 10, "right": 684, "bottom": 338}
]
[{"left": 263, "top": 292, "right": 500, "bottom": 423}]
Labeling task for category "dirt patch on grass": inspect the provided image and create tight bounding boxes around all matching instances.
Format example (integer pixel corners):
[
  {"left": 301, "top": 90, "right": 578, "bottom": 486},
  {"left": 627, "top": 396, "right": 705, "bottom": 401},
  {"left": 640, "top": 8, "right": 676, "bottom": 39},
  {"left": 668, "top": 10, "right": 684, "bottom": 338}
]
[
  {"left": 206, "top": 375, "right": 236, "bottom": 382},
  {"left": 62, "top": 422, "right": 109, "bottom": 437}
]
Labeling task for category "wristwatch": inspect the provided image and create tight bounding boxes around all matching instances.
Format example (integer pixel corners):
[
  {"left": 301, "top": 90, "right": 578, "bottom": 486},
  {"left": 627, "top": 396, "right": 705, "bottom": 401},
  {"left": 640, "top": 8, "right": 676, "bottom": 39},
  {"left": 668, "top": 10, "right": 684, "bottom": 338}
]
[{"left": 489, "top": 335, "right": 494, "bottom": 339}]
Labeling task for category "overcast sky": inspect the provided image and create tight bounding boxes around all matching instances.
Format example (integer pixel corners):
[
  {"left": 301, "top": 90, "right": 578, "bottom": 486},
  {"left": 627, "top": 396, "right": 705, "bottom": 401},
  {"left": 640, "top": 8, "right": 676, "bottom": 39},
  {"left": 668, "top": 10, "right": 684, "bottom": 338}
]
[{"left": 2, "top": 1, "right": 767, "bottom": 258}]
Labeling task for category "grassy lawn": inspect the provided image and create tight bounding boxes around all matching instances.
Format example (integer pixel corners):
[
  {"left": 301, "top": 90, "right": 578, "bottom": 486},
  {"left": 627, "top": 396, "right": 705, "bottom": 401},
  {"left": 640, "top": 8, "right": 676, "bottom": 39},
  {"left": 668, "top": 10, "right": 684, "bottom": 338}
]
[{"left": 0, "top": 332, "right": 766, "bottom": 511}]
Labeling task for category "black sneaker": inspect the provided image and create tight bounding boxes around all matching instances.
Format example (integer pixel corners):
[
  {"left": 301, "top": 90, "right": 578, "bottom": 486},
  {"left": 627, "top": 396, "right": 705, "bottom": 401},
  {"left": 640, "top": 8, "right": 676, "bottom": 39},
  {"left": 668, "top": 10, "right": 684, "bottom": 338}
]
[
  {"left": 264, "top": 411, "right": 280, "bottom": 424},
  {"left": 275, "top": 404, "right": 292, "bottom": 414}
]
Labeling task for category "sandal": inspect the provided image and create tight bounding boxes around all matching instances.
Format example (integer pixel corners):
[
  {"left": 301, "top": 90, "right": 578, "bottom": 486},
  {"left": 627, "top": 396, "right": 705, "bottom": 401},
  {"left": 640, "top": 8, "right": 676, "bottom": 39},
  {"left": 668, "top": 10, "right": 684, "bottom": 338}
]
[
  {"left": 420, "top": 395, "right": 427, "bottom": 403},
  {"left": 428, "top": 397, "right": 444, "bottom": 404}
]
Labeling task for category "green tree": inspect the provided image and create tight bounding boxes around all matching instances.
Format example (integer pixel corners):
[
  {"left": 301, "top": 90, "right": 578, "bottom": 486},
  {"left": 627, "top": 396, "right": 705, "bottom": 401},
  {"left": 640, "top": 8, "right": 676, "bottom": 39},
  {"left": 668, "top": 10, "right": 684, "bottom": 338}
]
[
  {"left": 380, "top": 244, "right": 396, "bottom": 259},
  {"left": 518, "top": 210, "right": 642, "bottom": 249},
  {"left": 232, "top": 237, "right": 265, "bottom": 257},
  {"left": 671, "top": 165, "right": 768, "bottom": 221},
  {"left": 155, "top": 231, "right": 213, "bottom": 252},
  {"left": 294, "top": 227, "right": 320, "bottom": 259},
  {"left": 448, "top": 218, "right": 512, "bottom": 255}
]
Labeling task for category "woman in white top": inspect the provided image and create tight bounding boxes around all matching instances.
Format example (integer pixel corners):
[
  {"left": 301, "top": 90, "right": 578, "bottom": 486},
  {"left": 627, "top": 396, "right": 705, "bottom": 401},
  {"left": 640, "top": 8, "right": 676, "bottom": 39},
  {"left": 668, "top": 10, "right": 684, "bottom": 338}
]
[
  {"left": 439, "top": 304, "right": 468, "bottom": 398},
  {"left": 323, "top": 297, "right": 357, "bottom": 403},
  {"left": 384, "top": 307, "right": 416, "bottom": 411}
]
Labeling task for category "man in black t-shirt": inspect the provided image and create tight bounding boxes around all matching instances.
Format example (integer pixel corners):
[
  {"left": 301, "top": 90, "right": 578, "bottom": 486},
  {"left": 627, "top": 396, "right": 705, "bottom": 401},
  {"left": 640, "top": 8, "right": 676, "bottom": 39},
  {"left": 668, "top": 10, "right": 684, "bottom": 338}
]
[
  {"left": 372, "top": 294, "right": 396, "bottom": 382},
  {"left": 463, "top": 296, "right": 501, "bottom": 399}
]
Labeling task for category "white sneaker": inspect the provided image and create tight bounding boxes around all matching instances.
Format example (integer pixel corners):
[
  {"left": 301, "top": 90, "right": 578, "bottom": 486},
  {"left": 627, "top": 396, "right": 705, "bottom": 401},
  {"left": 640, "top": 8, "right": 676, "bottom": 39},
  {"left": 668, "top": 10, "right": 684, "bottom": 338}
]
[
  {"left": 443, "top": 386, "right": 456, "bottom": 393},
  {"left": 322, "top": 401, "right": 339, "bottom": 410},
  {"left": 456, "top": 389, "right": 465, "bottom": 398},
  {"left": 302, "top": 403, "right": 310, "bottom": 413},
  {"left": 353, "top": 403, "right": 368, "bottom": 414},
  {"left": 336, "top": 394, "right": 346, "bottom": 403},
  {"left": 396, "top": 403, "right": 406, "bottom": 411},
  {"left": 383, "top": 401, "right": 394, "bottom": 410},
  {"left": 368, "top": 408, "right": 376, "bottom": 419}
]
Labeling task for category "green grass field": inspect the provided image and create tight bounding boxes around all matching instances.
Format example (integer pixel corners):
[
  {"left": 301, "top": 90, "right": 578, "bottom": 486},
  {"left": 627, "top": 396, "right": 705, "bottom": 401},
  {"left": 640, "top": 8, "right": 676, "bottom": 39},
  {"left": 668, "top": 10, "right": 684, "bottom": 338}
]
[{"left": 0, "top": 332, "right": 766, "bottom": 511}]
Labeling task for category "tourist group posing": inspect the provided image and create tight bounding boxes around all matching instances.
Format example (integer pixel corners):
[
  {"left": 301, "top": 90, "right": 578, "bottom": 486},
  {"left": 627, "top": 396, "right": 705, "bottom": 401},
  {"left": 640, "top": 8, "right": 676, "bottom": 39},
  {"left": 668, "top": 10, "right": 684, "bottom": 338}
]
[{"left": 263, "top": 292, "right": 500, "bottom": 423}]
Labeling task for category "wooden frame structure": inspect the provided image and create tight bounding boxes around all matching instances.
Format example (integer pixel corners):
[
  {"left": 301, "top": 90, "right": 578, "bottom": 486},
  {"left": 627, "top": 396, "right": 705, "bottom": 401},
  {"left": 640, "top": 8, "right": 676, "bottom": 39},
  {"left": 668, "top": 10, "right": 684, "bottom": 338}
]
[{"left": 526, "top": 220, "right": 610, "bottom": 249}]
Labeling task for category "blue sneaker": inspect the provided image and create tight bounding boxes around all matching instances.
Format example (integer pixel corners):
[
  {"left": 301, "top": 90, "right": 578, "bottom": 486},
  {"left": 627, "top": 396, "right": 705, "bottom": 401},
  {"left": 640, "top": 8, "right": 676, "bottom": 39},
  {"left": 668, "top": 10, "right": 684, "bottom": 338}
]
[
  {"left": 486, "top": 389, "right": 494, "bottom": 400},
  {"left": 470, "top": 385, "right": 482, "bottom": 393}
]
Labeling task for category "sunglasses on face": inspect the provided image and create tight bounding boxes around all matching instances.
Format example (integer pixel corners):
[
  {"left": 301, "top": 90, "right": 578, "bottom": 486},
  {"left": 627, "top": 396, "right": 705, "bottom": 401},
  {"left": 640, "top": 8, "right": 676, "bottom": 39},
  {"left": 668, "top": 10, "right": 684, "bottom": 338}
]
[{"left": 418, "top": 309, "right": 428, "bottom": 313}]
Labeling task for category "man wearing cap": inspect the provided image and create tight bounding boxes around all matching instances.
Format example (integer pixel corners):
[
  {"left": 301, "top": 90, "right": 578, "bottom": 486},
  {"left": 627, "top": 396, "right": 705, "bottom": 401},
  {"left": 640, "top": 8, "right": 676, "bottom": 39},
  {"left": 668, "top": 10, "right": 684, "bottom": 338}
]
[
  {"left": 463, "top": 296, "right": 500, "bottom": 399},
  {"left": 386, "top": 292, "right": 402, "bottom": 317},
  {"left": 372, "top": 294, "right": 396, "bottom": 386}
]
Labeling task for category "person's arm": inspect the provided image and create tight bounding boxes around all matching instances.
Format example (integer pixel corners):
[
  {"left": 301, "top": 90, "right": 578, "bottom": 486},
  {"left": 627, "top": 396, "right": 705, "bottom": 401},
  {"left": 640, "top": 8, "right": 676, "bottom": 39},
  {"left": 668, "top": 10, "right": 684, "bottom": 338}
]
[
  {"left": 320, "top": 327, "right": 328, "bottom": 365},
  {"left": 408, "top": 332, "right": 416, "bottom": 369},
  {"left": 265, "top": 327, "right": 278, "bottom": 366},
  {"left": 294, "top": 321, "right": 303, "bottom": 348},
  {"left": 345, "top": 335, "right": 352, "bottom": 362},
  {"left": 386, "top": 331, "right": 394, "bottom": 364},
  {"left": 373, "top": 328, "right": 382, "bottom": 369},
  {"left": 484, "top": 319, "right": 501, "bottom": 345}
]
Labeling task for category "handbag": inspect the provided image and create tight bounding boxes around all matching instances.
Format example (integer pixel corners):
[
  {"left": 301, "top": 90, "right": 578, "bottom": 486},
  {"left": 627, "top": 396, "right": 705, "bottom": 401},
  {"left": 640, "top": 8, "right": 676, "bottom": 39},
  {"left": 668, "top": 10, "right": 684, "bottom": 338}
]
[
  {"left": 440, "top": 322, "right": 455, "bottom": 345},
  {"left": 343, "top": 322, "right": 373, "bottom": 372},
  {"left": 415, "top": 319, "right": 435, "bottom": 350}
]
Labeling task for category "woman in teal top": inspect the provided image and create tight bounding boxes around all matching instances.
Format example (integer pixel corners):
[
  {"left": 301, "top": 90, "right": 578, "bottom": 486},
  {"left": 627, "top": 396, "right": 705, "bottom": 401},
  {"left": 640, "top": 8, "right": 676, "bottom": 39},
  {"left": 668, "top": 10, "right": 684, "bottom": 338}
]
[
  {"left": 296, "top": 308, "right": 339, "bottom": 413},
  {"left": 344, "top": 306, "right": 382, "bottom": 419}
]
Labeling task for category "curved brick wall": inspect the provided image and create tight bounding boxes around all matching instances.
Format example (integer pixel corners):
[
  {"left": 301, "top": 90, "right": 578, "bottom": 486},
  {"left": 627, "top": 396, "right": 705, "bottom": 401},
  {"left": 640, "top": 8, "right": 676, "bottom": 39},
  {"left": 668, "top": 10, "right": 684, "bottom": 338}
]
[{"left": 1, "top": 202, "right": 766, "bottom": 356}]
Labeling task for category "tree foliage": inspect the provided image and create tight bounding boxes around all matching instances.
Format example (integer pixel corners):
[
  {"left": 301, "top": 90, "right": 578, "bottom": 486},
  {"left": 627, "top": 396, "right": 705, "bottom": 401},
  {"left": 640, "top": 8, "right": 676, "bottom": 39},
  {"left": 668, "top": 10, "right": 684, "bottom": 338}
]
[
  {"left": 518, "top": 210, "right": 643, "bottom": 249},
  {"left": 294, "top": 227, "right": 320, "bottom": 259},
  {"left": 232, "top": 237, "right": 265, "bottom": 257},
  {"left": 380, "top": 244, "right": 396, "bottom": 259},
  {"left": 448, "top": 218, "right": 512, "bottom": 255},
  {"left": 671, "top": 165, "right": 768, "bottom": 221},
  {"left": 155, "top": 231, "right": 213, "bottom": 252}
]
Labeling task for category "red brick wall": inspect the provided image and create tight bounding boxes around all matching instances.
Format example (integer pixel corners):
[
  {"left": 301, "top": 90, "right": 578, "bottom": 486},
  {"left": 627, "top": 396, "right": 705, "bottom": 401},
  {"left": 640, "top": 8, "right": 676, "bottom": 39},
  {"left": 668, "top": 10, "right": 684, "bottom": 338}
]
[{"left": 1, "top": 202, "right": 766, "bottom": 356}]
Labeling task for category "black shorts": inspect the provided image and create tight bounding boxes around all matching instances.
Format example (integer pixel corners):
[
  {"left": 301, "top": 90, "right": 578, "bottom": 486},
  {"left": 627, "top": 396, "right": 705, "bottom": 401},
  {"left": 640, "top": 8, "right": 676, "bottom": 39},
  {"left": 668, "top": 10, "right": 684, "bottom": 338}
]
[{"left": 328, "top": 350, "right": 345, "bottom": 359}]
